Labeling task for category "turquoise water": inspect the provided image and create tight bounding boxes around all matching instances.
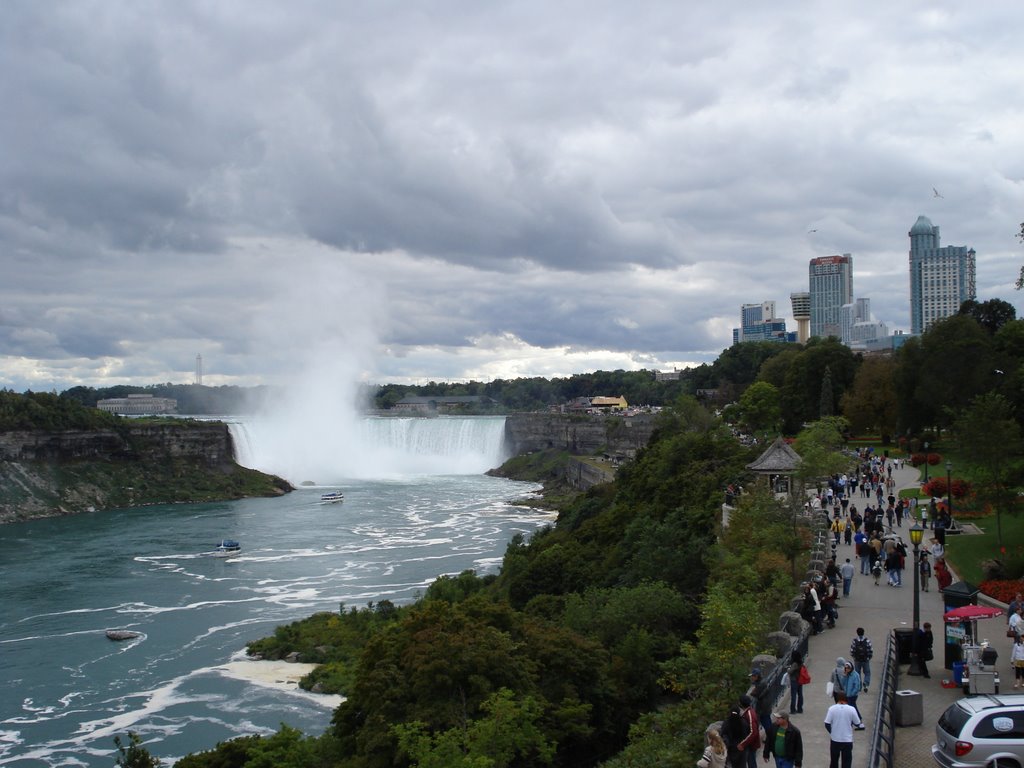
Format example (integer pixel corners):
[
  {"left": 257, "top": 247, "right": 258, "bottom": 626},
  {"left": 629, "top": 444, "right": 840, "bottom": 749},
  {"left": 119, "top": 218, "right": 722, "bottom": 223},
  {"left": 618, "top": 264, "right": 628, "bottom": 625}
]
[{"left": 0, "top": 474, "right": 547, "bottom": 766}]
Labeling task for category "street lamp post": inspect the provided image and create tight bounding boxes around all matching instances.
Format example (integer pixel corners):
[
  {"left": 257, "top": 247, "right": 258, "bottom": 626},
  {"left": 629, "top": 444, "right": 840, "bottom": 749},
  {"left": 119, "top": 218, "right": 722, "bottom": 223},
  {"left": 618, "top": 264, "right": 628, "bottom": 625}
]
[
  {"left": 908, "top": 523, "right": 925, "bottom": 675},
  {"left": 946, "top": 461, "right": 953, "bottom": 526},
  {"left": 923, "top": 442, "right": 930, "bottom": 484}
]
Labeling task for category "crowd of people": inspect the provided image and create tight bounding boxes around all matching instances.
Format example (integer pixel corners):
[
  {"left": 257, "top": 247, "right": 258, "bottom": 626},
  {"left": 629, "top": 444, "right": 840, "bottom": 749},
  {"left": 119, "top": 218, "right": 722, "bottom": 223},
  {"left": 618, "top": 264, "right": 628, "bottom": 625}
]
[{"left": 699, "top": 451, "right": 972, "bottom": 768}]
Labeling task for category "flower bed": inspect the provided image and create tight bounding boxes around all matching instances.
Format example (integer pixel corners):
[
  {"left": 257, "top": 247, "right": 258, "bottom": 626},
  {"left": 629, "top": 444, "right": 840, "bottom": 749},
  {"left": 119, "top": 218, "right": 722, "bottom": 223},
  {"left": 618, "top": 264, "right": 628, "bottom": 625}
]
[{"left": 979, "top": 579, "right": 1024, "bottom": 604}]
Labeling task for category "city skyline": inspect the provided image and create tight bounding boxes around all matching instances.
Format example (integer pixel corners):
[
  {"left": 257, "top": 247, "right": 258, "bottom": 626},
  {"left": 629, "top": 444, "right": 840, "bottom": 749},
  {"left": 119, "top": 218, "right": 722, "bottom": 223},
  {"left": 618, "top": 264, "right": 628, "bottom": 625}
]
[
  {"left": 2, "top": 3, "right": 1023, "bottom": 392},
  {"left": 734, "top": 214, "right": 978, "bottom": 350}
]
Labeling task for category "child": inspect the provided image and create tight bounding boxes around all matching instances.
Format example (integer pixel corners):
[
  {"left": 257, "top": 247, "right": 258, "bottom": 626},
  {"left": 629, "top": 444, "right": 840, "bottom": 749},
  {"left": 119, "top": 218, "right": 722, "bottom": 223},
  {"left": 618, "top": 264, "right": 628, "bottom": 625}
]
[{"left": 872, "top": 558, "right": 883, "bottom": 586}]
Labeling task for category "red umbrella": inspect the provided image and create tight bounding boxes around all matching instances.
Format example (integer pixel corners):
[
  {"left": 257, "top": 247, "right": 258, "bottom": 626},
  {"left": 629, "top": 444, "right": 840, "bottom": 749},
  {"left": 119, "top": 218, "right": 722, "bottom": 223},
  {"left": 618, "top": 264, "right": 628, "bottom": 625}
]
[{"left": 943, "top": 605, "right": 1005, "bottom": 623}]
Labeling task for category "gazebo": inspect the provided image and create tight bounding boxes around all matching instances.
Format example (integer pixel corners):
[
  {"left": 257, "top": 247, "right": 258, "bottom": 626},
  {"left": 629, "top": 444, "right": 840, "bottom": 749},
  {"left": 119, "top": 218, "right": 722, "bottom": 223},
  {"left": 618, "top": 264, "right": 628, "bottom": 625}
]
[{"left": 746, "top": 436, "right": 802, "bottom": 496}]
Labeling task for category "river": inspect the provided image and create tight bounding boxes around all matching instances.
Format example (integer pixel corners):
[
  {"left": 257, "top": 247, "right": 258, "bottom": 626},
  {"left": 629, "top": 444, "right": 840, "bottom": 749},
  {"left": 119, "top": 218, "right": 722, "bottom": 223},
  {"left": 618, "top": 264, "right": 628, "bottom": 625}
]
[{"left": 0, "top": 416, "right": 549, "bottom": 766}]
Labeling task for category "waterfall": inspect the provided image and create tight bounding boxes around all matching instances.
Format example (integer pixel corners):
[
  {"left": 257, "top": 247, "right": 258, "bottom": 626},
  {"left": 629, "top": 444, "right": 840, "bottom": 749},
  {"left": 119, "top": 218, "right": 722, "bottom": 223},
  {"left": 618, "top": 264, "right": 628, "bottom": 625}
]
[{"left": 228, "top": 415, "right": 508, "bottom": 484}]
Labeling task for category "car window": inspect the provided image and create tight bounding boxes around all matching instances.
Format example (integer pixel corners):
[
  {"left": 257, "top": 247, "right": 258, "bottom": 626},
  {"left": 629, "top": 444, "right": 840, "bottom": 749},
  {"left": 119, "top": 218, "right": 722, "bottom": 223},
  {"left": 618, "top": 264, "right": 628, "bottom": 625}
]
[
  {"left": 938, "top": 705, "right": 971, "bottom": 738},
  {"left": 971, "top": 711, "right": 1024, "bottom": 739}
]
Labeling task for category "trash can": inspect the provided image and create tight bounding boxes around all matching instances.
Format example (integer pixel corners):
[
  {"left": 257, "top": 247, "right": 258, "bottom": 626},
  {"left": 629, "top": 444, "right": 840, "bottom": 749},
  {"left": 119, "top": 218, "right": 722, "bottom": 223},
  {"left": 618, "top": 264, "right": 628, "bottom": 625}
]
[
  {"left": 895, "top": 690, "right": 923, "bottom": 726},
  {"left": 894, "top": 628, "right": 914, "bottom": 664},
  {"left": 953, "top": 661, "right": 964, "bottom": 684}
]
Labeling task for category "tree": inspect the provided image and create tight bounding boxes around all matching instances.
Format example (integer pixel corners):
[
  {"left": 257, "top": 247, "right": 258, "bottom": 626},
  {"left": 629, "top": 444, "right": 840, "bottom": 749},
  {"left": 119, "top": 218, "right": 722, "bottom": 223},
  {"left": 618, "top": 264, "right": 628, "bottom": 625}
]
[
  {"left": 1015, "top": 221, "right": 1024, "bottom": 289},
  {"left": 819, "top": 366, "right": 835, "bottom": 418},
  {"left": 953, "top": 393, "right": 1024, "bottom": 547},
  {"left": 393, "top": 689, "right": 555, "bottom": 768},
  {"left": 959, "top": 298, "right": 1017, "bottom": 335},
  {"left": 793, "top": 417, "right": 851, "bottom": 485},
  {"left": 113, "top": 733, "right": 161, "bottom": 768},
  {"left": 913, "top": 315, "right": 994, "bottom": 429},
  {"left": 773, "top": 339, "right": 860, "bottom": 433},
  {"left": 736, "top": 381, "right": 781, "bottom": 438},
  {"left": 841, "top": 356, "right": 898, "bottom": 440}
]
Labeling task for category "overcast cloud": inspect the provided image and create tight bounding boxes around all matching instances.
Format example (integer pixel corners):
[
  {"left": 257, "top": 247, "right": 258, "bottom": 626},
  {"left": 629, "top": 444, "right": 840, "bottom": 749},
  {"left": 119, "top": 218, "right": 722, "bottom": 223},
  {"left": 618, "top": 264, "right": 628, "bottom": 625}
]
[{"left": 3, "top": 1, "right": 1023, "bottom": 393}]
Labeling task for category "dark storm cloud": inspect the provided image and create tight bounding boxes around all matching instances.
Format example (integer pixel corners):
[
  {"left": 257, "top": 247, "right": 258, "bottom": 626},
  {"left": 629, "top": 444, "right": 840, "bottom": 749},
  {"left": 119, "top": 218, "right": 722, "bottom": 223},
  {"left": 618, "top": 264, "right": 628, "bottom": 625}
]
[{"left": 1, "top": 1, "right": 1023, "bottom": 390}]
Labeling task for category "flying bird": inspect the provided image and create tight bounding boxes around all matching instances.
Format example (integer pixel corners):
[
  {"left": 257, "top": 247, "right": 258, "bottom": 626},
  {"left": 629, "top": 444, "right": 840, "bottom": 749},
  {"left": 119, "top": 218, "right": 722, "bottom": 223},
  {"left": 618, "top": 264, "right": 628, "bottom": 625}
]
[
  {"left": 995, "top": 369, "right": 1005, "bottom": 374},
  {"left": 807, "top": 229, "right": 818, "bottom": 233},
  {"left": 933, "top": 187, "right": 944, "bottom": 198}
]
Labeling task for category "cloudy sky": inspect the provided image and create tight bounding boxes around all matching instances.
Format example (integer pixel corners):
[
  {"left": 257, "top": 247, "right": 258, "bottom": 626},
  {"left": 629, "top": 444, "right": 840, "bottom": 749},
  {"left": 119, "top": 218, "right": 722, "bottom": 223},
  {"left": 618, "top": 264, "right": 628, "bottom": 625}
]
[{"left": 3, "top": 1, "right": 1024, "bottom": 393}]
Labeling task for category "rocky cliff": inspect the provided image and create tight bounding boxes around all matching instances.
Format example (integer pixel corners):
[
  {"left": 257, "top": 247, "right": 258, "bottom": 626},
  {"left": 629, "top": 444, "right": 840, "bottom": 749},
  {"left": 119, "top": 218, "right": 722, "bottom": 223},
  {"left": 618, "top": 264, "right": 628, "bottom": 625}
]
[
  {"left": 0, "top": 421, "right": 290, "bottom": 524},
  {"left": 503, "top": 412, "right": 657, "bottom": 457}
]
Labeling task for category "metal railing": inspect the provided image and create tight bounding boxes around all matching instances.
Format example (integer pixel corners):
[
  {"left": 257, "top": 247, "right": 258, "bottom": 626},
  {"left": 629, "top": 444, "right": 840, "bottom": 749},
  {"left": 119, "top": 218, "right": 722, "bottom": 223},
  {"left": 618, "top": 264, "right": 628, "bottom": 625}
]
[{"left": 866, "top": 630, "right": 898, "bottom": 768}]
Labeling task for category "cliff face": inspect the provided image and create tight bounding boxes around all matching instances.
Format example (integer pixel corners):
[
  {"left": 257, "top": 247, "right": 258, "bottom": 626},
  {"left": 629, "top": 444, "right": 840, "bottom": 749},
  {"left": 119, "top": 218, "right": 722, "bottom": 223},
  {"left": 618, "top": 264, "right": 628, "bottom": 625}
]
[
  {"left": 0, "top": 422, "right": 235, "bottom": 463},
  {"left": 503, "top": 413, "right": 657, "bottom": 457},
  {"left": 0, "top": 422, "right": 290, "bottom": 524}
]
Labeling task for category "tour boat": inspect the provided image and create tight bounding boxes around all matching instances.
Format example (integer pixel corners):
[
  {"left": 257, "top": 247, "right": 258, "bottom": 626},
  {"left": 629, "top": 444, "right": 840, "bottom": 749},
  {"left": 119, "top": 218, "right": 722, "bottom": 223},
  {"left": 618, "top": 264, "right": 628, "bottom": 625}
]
[
  {"left": 213, "top": 539, "right": 241, "bottom": 556},
  {"left": 320, "top": 491, "right": 345, "bottom": 504}
]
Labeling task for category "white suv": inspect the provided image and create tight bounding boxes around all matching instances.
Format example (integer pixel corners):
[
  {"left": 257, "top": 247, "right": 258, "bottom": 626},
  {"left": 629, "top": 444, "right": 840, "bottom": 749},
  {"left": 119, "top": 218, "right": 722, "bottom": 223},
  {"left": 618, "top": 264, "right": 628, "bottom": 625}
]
[{"left": 932, "top": 694, "right": 1024, "bottom": 768}]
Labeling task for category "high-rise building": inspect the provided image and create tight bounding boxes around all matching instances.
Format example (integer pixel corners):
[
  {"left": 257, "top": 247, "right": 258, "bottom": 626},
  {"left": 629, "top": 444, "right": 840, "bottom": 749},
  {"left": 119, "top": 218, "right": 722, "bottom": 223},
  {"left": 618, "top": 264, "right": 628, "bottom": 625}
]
[
  {"left": 731, "top": 301, "right": 789, "bottom": 344},
  {"left": 790, "top": 292, "right": 810, "bottom": 343},
  {"left": 908, "top": 215, "right": 976, "bottom": 334},
  {"left": 841, "top": 298, "right": 887, "bottom": 347},
  {"left": 809, "top": 254, "right": 853, "bottom": 339}
]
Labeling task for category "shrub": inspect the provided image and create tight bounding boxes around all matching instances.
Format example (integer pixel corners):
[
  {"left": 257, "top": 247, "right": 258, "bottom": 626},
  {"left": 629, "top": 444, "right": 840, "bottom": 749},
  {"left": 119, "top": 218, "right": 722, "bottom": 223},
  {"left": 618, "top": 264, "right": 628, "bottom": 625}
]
[{"left": 922, "top": 478, "right": 970, "bottom": 499}]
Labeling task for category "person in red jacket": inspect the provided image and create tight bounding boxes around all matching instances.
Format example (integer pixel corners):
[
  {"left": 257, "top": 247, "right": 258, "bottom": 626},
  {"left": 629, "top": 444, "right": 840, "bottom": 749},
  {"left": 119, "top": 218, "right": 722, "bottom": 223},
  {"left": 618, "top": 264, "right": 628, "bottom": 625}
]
[{"left": 737, "top": 694, "right": 761, "bottom": 768}]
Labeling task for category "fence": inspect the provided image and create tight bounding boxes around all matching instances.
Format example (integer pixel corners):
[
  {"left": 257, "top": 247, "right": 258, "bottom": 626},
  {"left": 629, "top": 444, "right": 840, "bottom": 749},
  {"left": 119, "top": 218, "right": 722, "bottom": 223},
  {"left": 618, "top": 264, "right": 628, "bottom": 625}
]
[{"left": 866, "top": 630, "right": 898, "bottom": 768}]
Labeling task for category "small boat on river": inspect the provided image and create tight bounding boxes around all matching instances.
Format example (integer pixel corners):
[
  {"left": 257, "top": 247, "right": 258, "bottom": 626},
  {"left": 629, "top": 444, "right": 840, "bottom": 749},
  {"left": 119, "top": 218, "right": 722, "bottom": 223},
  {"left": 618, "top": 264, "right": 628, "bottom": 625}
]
[
  {"left": 320, "top": 491, "right": 345, "bottom": 504},
  {"left": 213, "top": 539, "right": 241, "bottom": 557}
]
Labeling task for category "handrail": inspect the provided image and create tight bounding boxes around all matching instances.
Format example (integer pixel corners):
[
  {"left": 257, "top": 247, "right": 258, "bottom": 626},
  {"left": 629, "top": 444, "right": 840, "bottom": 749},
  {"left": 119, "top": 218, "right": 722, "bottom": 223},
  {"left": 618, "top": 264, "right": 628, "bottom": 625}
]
[{"left": 866, "top": 630, "right": 898, "bottom": 768}]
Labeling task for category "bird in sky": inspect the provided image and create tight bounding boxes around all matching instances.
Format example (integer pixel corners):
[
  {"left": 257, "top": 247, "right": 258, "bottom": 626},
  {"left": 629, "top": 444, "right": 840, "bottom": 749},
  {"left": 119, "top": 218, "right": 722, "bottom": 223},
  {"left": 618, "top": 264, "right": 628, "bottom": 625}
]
[
  {"left": 933, "top": 187, "right": 944, "bottom": 198},
  {"left": 808, "top": 228, "right": 818, "bottom": 233}
]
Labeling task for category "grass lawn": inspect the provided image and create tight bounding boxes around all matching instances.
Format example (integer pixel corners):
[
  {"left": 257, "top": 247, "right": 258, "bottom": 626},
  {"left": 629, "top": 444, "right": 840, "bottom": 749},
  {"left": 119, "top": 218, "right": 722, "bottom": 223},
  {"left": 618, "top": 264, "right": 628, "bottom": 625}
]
[{"left": 943, "top": 512, "right": 1024, "bottom": 585}]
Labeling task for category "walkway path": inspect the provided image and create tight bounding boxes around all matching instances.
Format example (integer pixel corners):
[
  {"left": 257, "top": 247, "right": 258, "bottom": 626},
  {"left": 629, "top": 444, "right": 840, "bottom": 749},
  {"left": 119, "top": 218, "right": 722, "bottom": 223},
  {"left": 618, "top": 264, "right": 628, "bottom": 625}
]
[{"left": 787, "top": 462, "right": 1016, "bottom": 767}]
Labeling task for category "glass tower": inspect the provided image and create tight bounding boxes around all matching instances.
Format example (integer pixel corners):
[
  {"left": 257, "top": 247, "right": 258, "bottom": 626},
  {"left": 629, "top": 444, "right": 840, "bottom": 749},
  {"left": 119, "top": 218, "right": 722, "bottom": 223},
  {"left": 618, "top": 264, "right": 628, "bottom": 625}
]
[
  {"left": 809, "top": 254, "right": 853, "bottom": 339},
  {"left": 908, "top": 215, "right": 976, "bottom": 334}
]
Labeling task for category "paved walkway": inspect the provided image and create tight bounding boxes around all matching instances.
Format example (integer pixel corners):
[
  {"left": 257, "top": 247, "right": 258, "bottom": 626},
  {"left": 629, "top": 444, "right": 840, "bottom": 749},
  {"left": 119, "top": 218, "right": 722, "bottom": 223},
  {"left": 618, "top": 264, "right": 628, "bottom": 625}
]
[{"left": 785, "top": 462, "right": 1017, "bottom": 767}]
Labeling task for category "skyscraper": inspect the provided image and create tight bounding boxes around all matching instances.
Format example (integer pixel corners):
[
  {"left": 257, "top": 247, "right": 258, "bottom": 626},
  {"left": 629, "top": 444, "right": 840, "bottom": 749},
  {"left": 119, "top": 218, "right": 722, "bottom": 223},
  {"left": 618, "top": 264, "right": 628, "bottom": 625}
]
[
  {"left": 809, "top": 254, "right": 853, "bottom": 339},
  {"left": 908, "top": 215, "right": 976, "bottom": 334}
]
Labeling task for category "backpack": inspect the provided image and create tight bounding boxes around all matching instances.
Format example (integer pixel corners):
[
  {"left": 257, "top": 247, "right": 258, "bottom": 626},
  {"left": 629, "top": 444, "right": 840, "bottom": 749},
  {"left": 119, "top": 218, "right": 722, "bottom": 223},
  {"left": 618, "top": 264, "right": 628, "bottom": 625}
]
[{"left": 851, "top": 637, "right": 871, "bottom": 662}]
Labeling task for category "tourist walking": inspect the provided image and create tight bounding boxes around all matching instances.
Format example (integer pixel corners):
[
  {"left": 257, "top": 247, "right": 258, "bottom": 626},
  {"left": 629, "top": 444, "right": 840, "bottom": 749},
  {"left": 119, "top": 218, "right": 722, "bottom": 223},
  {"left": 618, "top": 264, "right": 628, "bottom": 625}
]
[
  {"left": 1012, "top": 635, "right": 1024, "bottom": 688},
  {"left": 824, "top": 692, "right": 863, "bottom": 768},
  {"left": 737, "top": 694, "right": 762, "bottom": 768},
  {"left": 840, "top": 558, "right": 854, "bottom": 597},
  {"left": 914, "top": 622, "right": 935, "bottom": 678},
  {"left": 788, "top": 650, "right": 807, "bottom": 714},
  {"left": 1009, "top": 606, "right": 1023, "bottom": 641},
  {"left": 829, "top": 657, "right": 847, "bottom": 702},
  {"left": 762, "top": 710, "right": 803, "bottom": 768},
  {"left": 849, "top": 628, "right": 873, "bottom": 693},
  {"left": 697, "top": 727, "right": 728, "bottom": 768},
  {"left": 720, "top": 705, "right": 747, "bottom": 768},
  {"left": 919, "top": 553, "right": 932, "bottom": 592},
  {"left": 842, "top": 661, "right": 864, "bottom": 722}
]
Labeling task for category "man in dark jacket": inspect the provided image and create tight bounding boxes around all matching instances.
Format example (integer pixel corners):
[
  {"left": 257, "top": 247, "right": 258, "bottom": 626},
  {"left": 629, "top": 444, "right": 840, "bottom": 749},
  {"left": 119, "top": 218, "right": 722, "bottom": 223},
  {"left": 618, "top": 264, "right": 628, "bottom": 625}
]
[{"left": 763, "top": 710, "right": 803, "bottom": 768}]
